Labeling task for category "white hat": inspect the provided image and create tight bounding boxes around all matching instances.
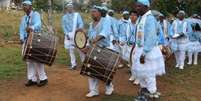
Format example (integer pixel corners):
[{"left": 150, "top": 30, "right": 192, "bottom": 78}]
[
  {"left": 137, "top": 0, "right": 150, "bottom": 7},
  {"left": 22, "top": 0, "right": 32, "bottom": 6}
]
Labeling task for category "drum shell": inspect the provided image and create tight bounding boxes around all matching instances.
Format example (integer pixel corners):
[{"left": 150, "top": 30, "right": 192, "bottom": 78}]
[
  {"left": 80, "top": 46, "right": 120, "bottom": 84},
  {"left": 23, "top": 32, "right": 57, "bottom": 66}
]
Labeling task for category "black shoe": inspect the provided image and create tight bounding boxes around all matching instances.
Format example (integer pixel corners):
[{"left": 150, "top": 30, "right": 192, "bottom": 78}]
[
  {"left": 25, "top": 80, "right": 37, "bottom": 87},
  {"left": 37, "top": 79, "right": 48, "bottom": 87},
  {"left": 134, "top": 96, "right": 149, "bottom": 101},
  {"left": 139, "top": 88, "right": 149, "bottom": 96}
]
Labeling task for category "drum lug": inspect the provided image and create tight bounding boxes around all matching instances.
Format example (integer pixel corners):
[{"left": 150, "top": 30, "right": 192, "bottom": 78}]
[
  {"left": 93, "top": 56, "right": 97, "bottom": 60},
  {"left": 37, "top": 39, "right": 41, "bottom": 42},
  {"left": 87, "top": 64, "right": 91, "bottom": 67},
  {"left": 97, "top": 49, "right": 101, "bottom": 52}
]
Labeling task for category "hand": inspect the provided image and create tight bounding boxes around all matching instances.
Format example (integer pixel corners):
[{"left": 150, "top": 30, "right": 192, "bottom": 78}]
[
  {"left": 66, "top": 35, "right": 70, "bottom": 40},
  {"left": 112, "top": 40, "right": 117, "bottom": 45},
  {"left": 26, "top": 27, "right": 33, "bottom": 33},
  {"left": 140, "top": 54, "right": 145, "bottom": 64},
  {"left": 20, "top": 40, "right": 24, "bottom": 44}
]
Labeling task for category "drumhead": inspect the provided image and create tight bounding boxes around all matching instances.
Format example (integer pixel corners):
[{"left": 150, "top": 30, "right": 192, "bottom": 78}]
[{"left": 74, "top": 29, "right": 87, "bottom": 49}]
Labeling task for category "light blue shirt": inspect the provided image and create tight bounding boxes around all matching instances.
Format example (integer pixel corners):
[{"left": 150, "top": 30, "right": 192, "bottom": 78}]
[
  {"left": 170, "top": 19, "right": 190, "bottom": 37},
  {"left": 88, "top": 17, "right": 110, "bottom": 47},
  {"left": 137, "top": 15, "right": 159, "bottom": 53},
  {"left": 157, "top": 22, "right": 165, "bottom": 45},
  {"left": 107, "top": 15, "right": 119, "bottom": 41},
  {"left": 118, "top": 19, "right": 133, "bottom": 42},
  {"left": 19, "top": 11, "right": 41, "bottom": 42},
  {"left": 62, "top": 12, "right": 84, "bottom": 35}
]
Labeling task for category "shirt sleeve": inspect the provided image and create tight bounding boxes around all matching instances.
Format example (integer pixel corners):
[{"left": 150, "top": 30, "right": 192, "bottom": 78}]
[
  {"left": 62, "top": 15, "right": 68, "bottom": 35},
  {"left": 19, "top": 17, "right": 25, "bottom": 41},
  {"left": 30, "top": 12, "right": 41, "bottom": 32},
  {"left": 99, "top": 18, "right": 110, "bottom": 38},
  {"left": 77, "top": 13, "right": 84, "bottom": 29}
]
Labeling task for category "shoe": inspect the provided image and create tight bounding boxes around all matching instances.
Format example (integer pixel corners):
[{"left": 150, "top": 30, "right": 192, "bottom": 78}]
[
  {"left": 139, "top": 88, "right": 149, "bottom": 96},
  {"left": 193, "top": 62, "right": 197, "bottom": 65},
  {"left": 134, "top": 96, "right": 148, "bottom": 101},
  {"left": 37, "top": 79, "right": 48, "bottom": 87},
  {"left": 86, "top": 91, "right": 99, "bottom": 98},
  {"left": 149, "top": 92, "right": 160, "bottom": 99},
  {"left": 133, "top": 79, "right": 140, "bottom": 85},
  {"left": 175, "top": 64, "right": 179, "bottom": 68},
  {"left": 179, "top": 66, "right": 184, "bottom": 70},
  {"left": 25, "top": 80, "right": 37, "bottom": 87},
  {"left": 69, "top": 66, "right": 77, "bottom": 70},
  {"left": 187, "top": 62, "right": 192, "bottom": 65},
  {"left": 129, "top": 76, "right": 135, "bottom": 81},
  {"left": 105, "top": 88, "right": 113, "bottom": 96}
]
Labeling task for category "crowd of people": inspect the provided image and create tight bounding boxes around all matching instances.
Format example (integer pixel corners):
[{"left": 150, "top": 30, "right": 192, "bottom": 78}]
[{"left": 18, "top": 0, "right": 201, "bottom": 100}]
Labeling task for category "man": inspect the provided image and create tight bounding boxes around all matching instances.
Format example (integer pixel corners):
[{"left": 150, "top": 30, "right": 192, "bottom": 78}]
[
  {"left": 106, "top": 9, "right": 119, "bottom": 52},
  {"left": 128, "top": 11, "right": 139, "bottom": 85},
  {"left": 132, "top": 0, "right": 165, "bottom": 100},
  {"left": 118, "top": 11, "right": 134, "bottom": 67},
  {"left": 62, "top": 3, "right": 85, "bottom": 70},
  {"left": 85, "top": 5, "right": 114, "bottom": 98},
  {"left": 170, "top": 11, "right": 189, "bottom": 70},
  {"left": 19, "top": 0, "right": 48, "bottom": 87}
]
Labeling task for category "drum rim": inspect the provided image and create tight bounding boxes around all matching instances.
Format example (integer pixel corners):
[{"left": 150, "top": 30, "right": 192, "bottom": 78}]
[{"left": 74, "top": 29, "right": 87, "bottom": 49}]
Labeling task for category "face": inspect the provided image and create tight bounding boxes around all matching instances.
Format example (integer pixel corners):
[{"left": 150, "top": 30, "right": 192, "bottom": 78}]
[
  {"left": 178, "top": 13, "right": 184, "bottom": 20},
  {"left": 130, "top": 13, "right": 138, "bottom": 22},
  {"left": 23, "top": 4, "right": 32, "bottom": 14},
  {"left": 136, "top": 2, "right": 147, "bottom": 16},
  {"left": 108, "top": 12, "right": 114, "bottom": 17},
  {"left": 91, "top": 9, "right": 101, "bottom": 21},
  {"left": 66, "top": 7, "right": 74, "bottom": 13},
  {"left": 123, "top": 14, "right": 129, "bottom": 20}
]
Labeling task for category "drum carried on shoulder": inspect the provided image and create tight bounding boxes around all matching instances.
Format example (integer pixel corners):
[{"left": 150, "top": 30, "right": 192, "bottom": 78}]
[
  {"left": 22, "top": 32, "right": 58, "bottom": 66},
  {"left": 74, "top": 29, "right": 120, "bottom": 84}
]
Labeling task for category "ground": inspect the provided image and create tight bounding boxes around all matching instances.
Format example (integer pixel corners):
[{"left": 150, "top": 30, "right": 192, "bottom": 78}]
[{"left": 0, "top": 45, "right": 201, "bottom": 101}]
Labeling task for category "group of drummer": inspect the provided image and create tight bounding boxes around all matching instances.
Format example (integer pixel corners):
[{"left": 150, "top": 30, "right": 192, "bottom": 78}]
[{"left": 19, "top": 0, "right": 201, "bottom": 100}]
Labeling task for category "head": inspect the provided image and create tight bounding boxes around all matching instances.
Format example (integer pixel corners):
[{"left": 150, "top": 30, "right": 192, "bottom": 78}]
[
  {"left": 108, "top": 10, "right": 114, "bottom": 17},
  {"left": 193, "top": 23, "right": 201, "bottom": 32},
  {"left": 65, "top": 3, "right": 74, "bottom": 13},
  {"left": 123, "top": 11, "right": 130, "bottom": 20},
  {"left": 22, "top": 1, "right": 32, "bottom": 15},
  {"left": 90, "top": 6, "right": 102, "bottom": 21},
  {"left": 135, "top": 0, "right": 150, "bottom": 16},
  {"left": 159, "top": 14, "right": 164, "bottom": 22},
  {"left": 130, "top": 11, "right": 138, "bottom": 23},
  {"left": 177, "top": 11, "right": 185, "bottom": 20}
]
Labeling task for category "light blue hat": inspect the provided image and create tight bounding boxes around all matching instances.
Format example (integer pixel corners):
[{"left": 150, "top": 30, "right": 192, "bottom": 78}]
[
  {"left": 137, "top": 0, "right": 150, "bottom": 7},
  {"left": 22, "top": 0, "right": 32, "bottom": 6},
  {"left": 123, "top": 11, "right": 129, "bottom": 15},
  {"left": 65, "top": 2, "right": 74, "bottom": 8}
]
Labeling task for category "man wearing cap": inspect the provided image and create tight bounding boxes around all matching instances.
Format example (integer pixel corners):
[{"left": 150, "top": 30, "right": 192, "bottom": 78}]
[
  {"left": 85, "top": 5, "right": 114, "bottom": 98},
  {"left": 19, "top": 0, "right": 48, "bottom": 87},
  {"left": 132, "top": 0, "right": 165, "bottom": 100},
  {"left": 170, "top": 10, "right": 190, "bottom": 70},
  {"left": 118, "top": 10, "right": 134, "bottom": 67},
  {"left": 62, "top": 3, "right": 85, "bottom": 70},
  {"left": 106, "top": 9, "right": 119, "bottom": 52}
]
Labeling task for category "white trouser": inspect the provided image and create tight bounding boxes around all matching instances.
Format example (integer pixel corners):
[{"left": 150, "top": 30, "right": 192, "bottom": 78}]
[
  {"left": 27, "top": 61, "right": 47, "bottom": 82},
  {"left": 188, "top": 51, "right": 198, "bottom": 64},
  {"left": 88, "top": 78, "right": 114, "bottom": 93},
  {"left": 138, "top": 76, "right": 157, "bottom": 94},
  {"left": 174, "top": 51, "right": 186, "bottom": 66},
  {"left": 68, "top": 48, "right": 85, "bottom": 67}
]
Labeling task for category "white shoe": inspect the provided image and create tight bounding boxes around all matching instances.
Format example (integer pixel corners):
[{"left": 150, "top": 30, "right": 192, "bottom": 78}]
[
  {"left": 118, "top": 64, "right": 124, "bottom": 68},
  {"left": 133, "top": 79, "right": 140, "bottom": 85},
  {"left": 187, "top": 62, "right": 192, "bottom": 65},
  {"left": 175, "top": 64, "right": 179, "bottom": 68},
  {"left": 86, "top": 91, "right": 99, "bottom": 98},
  {"left": 179, "top": 66, "right": 184, "bottom": 70},
  {"left": 194, "top": 62, "right": 197, "bottom": 65},
  {"left": 129, "top": 76, "right": 135, "bottom": 81},
  {"left": 105, "top": 88, "right": 113, "bottom": 96}
]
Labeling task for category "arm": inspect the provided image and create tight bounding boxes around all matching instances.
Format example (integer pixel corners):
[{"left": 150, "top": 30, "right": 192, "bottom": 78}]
[
  {"left": 19, "top": 17, "right": 26, "bottom": 43},
  {"left": 29, "top": 12, "right": 41, "bottom": 32},
  {"left": 77, "top": 13, "right": 84, "bottom": 29}
]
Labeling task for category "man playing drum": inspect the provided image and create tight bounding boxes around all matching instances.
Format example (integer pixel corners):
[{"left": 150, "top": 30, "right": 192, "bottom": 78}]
[
  {"left": 19, "top": 0, "right": 48, "bottom": 87},
  {"left": 84, "top": 5, "right": 114, "bottom": 98},
  {"left": 62, "top": 3, "right": 85, "bottom": 70}
]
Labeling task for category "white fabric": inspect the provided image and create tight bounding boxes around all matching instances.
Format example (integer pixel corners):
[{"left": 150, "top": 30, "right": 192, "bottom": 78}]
[
  {"left": 119, "top": 44, "right": 132, "bottom": 61},
  {"left": 132, "top": 46, "right": 165, "bottom": 78},
  {"left": 188, "top": 52, "right": 198, "bottom": 65},
  {"left": 88, "top": 78, "right": 114, "bottom": 93},
  {"left": 138, "top": 76, "right": 157, "bottom": 93},
  {"left": 68, "top": 48, "right": 85, "bottom": 67},
  {"left": 27, "top": 61, "right": 47, "bottom": 81},
  {"left": 174, "top": 51, "right": 185, "bottom": 67},
  {"left": 187, "top": 41, "right": 201, "bottom": 52},
  {"left": 64, "top": 13, "right": 78, "bottom": 49}
]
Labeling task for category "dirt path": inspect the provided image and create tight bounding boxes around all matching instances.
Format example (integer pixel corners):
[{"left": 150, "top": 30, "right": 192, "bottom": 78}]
[{"left": 0, "top": 65, "right": 137, "bottom": 101}]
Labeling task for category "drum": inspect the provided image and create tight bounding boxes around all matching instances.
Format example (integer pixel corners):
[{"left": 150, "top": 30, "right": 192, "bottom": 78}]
[
  {"left": 80, "top": 46, "right": 120, "bottom": 84},
  {"left": 159, "top": 45, "right": 172, "bottom": 60},
  {"left": 22, "top": 32, "right": 57, "bottom": 66},
  {"left": 74, "top": 29, "right": 89, "bottom": 53}
]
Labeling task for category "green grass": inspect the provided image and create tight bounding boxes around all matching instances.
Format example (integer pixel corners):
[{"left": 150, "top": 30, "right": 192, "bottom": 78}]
[{"left": 0, "top": 46, "right": 25, "bottom": 80}]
